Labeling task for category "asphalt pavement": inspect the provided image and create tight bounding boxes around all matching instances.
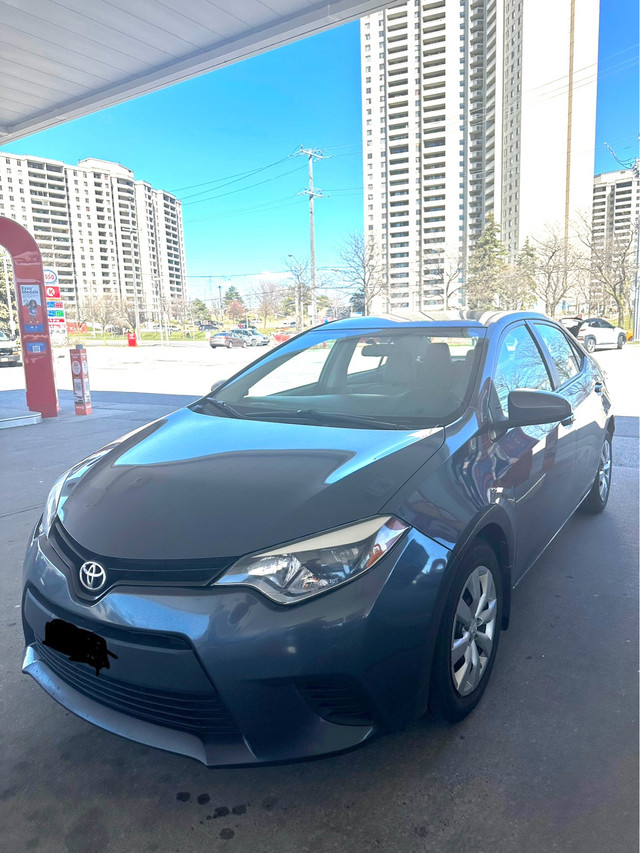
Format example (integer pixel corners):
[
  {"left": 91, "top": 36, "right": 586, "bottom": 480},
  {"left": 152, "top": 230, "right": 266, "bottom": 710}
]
[{"left": 0, "top": 346, "right": 638, "bottom": 853}]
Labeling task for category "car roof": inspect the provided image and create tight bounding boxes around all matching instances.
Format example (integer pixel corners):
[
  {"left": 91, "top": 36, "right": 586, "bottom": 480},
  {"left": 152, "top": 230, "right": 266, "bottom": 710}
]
[{"left": 320, "top": 310, "right": 551, "bottom": 333}]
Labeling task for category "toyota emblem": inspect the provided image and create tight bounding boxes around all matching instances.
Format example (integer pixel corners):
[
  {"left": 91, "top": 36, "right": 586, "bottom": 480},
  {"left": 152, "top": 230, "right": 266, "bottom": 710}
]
[{"left": 79, "top": 561, "right": 107, "bottom": 591}]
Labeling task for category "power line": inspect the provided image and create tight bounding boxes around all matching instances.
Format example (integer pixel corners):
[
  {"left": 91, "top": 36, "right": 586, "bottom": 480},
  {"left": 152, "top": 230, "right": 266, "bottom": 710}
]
[
  {"left": 170, "top": 150, "right": 298, "bottom": 194},
  {"left": 181, "top": 162, "right": 307, "bottom": 206}
]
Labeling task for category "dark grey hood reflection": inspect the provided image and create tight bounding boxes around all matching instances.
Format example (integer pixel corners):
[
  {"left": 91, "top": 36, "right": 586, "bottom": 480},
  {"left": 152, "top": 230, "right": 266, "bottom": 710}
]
[{"left": 59, "top": 408, "right": 445, "bottom": 560}]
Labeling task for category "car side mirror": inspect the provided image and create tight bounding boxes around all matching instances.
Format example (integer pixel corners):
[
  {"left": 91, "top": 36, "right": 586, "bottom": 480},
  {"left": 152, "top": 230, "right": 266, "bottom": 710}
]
[
  {"left": 210, "top": 380, "right": 224, "bottom": 394},
  {"left": 503, "top": 389, "right": 573, "bottom": 428}
]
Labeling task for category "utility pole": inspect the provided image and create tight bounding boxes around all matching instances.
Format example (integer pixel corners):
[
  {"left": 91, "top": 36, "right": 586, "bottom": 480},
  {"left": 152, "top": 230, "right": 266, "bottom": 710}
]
[{"left": 297, "top": 147, "right": 326, "bottom": 327}]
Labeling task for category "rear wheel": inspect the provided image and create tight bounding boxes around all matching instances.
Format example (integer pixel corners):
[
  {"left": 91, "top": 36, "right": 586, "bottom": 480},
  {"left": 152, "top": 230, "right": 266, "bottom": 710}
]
[
  {"left": 429, "top": 542, "right": 502, "bottom": 723},
  {"left": 617, "top": 334, "right": 626, "bottom": 349},
  {"left": 226, "top": 341, "right": 232, "bottom": 349},
  {"left": 242, "top": 341, "right": 248, "bottom": 348},
  {"left": 578, "top": 434, "right": 612, "bottom": 514},
  {"left": 584, "top": 336, "right": 596, "bottom": 353}
]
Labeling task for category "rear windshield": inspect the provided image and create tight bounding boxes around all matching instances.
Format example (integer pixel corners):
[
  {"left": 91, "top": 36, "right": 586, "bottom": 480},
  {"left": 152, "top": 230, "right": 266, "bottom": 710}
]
[{"left": 195, "top": 326, "right": 485, "bottom": 429}]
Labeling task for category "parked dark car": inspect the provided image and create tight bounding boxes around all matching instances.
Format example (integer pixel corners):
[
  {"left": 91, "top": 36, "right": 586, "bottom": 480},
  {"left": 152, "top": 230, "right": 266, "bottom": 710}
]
[
  {"left": 22, "top": 313, "right": 614, "bottom": 766},
  {"left": 0, "top": 328, "right": 21, "bottom": 366},
  {"left": 209, "top": 330, "right": 248, "bottom": 349}
]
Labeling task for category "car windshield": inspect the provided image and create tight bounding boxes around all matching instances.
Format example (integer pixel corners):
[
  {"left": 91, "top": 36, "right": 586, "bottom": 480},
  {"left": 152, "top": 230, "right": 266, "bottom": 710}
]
[
  {"left": 194, "top": 325, "right": 485, "bottom": 429},
  {"left": 0, "top": 331, "right": 11, "bottom": 341}
]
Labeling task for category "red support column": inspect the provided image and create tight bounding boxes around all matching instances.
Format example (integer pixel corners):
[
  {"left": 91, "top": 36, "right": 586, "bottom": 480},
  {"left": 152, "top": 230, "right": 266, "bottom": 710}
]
[{"left": 0, "top": 217, "right": 58, "bottom": 418}]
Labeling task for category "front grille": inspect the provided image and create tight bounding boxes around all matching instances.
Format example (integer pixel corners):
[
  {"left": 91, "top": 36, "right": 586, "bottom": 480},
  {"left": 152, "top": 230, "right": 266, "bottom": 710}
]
[
  {"left": 47, "top": 519, "right": 235, "bottom": 600},
  {"left": 298, "top": 677, "right": 374, "bottom": 726},
  {"left": 36, "top": 641, "right": 240, "bottom": 737}
]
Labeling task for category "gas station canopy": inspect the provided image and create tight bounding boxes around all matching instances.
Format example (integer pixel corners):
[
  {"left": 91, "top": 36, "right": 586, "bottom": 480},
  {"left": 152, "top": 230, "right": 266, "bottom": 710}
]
[{"left": 1, "top": 0, "right": 395, "bottom": 144}]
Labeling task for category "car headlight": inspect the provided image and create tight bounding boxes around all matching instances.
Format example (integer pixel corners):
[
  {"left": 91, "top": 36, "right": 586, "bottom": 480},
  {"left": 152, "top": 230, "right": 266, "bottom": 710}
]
[
  {"left": 215, "top": 516, "right": 409, "bottom": 604},
  {"left": 41, "top": 445, "right": 117, "bottom": 537},
  {"left": 42, "top": 471, "right": 68, "bottom": 536}
]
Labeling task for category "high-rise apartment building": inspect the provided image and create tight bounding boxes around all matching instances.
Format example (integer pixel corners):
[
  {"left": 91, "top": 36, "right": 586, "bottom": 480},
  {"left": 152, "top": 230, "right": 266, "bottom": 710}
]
[
  {"left": 592, "top": 169, "right": 640, "bottom": 248},
  {"left": 0, "top": 154, "right": 186, "bottom": 319},
  {"left": 361, "top": 0, "right": 599, "bottom": 312}
]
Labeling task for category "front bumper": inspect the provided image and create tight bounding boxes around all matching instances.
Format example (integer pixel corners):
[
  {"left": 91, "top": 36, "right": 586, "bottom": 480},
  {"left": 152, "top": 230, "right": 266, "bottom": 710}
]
[{"left": 22, "top": 527, "right": 451, "bottom": 766}]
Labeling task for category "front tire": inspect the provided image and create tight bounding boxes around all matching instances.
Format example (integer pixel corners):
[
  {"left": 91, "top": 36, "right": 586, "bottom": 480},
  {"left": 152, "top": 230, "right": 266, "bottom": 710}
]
[
  {"left": 617, "top": 334, "right": 625, "bottom": 349},
  {"left": 242, "top": 341, "right": 248, "bottom": 348},
  {"left": 578, "top": 434, "right": 612, "bottom": 514},
  {"left": 429, "top": 543, "right": 502, "bottom": 723}
]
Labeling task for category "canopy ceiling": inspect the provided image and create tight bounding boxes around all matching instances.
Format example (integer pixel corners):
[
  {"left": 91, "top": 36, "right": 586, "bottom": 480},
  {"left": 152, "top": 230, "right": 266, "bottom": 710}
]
[{"left": 1, "top": 0, "right": 395, "bottom": 143}]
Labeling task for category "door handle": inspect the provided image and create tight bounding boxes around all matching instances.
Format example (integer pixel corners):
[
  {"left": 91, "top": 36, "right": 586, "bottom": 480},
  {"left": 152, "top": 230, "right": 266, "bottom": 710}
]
[{"left": 594, "top": 381, "right": 603, "bottom": 395}]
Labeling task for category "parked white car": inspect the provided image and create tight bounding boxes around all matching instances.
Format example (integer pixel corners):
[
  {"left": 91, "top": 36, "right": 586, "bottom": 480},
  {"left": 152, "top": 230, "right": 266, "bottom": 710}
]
[{"left": 574, "top": 318, "right": 627, "bottom": 353}]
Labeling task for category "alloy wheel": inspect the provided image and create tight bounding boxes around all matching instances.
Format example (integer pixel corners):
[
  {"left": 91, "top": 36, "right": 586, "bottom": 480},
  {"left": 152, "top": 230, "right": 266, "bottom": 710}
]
[
  {"left": 598, "top": 439, "right": 612, "bottom": 502},
  {"left": 450, "top": 565, "right": 498, "bottom": 696}
]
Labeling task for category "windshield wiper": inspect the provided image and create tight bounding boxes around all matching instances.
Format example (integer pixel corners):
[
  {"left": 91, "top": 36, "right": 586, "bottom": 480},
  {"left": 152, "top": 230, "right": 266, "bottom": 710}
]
[
  {"left": 193, "top": 398, "right": 248, "bottom": 419},
  {"left": 243, "top": 408, "right": 400, "bottom": 429}
]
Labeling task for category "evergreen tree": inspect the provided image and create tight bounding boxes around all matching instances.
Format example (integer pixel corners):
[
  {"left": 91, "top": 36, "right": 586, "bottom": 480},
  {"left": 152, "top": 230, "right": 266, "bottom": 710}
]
[
  {"left": 190, "top": 298, "right": 212, "bottom": 323},
  {"left": 466, "top": 215, "right": 507, "bottom": 310},
  {"left": 223, "top": 286, "right": 244, "bottom": 310}
]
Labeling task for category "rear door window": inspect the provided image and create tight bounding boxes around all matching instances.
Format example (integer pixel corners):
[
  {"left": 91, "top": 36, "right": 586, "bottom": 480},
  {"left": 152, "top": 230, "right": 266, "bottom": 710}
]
[{"left": 533, "top": 323, "right": 581, "bottom": 387}]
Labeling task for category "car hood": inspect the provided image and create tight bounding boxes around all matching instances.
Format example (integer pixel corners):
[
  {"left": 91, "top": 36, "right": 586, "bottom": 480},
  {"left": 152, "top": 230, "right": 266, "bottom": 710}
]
[{"left": 58, "top": 408, "right": 444, "bottom": 560}]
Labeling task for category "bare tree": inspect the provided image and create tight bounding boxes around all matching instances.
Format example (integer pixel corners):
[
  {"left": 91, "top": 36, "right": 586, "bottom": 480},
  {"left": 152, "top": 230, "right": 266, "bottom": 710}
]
[
  {"left": 117, "top": 299, "right": 138, "bottom": 331},
  {"left": 327, "top": 291, "right": 351, "bottom": 320},
  {"left": 227, "top": 299, "right": 245, "bottom": 323},
  {"left": 284, "top": 256, "right": 310, "bottom": 328},
  {"left": 170, "top": 296, "right": 192, "bottom": 328},
  {"left": 76, "top": 293, "right": 102, "bottom": 329},
  {"left": 576, "top": 213, "right": 638, "bottom": 327},
  {"left": 91, "top": 295, "right": 120, "bottom": 336},
  {"left": 531, "top": 226, "right": 584, "bottom": 317},
  {"left": 495, "top": 242, "right": 537, "bottom": 311},
  {"left": 339, "top": 233, "right": 387, "bottom": 315},
  {"left": 252, "top": 280, "right": 284, "bottom": 327}
]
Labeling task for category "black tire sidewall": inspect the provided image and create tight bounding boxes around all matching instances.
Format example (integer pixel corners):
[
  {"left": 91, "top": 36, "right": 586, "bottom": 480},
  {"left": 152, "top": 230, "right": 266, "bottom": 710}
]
[
  {"left": 617, "top": 335, "right": 625, "bottom": 349},
  {"left": 585, "top": 337, "right": 596, "bottom": 353},
  {"left": 429, "top": 542, "right": 503, "bottom": 723}
]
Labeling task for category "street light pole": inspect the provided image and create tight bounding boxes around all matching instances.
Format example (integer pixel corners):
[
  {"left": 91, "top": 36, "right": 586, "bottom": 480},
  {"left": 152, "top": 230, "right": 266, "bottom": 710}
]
[{"left": 121, "top": 227, "right": 140, "bottom": 339}]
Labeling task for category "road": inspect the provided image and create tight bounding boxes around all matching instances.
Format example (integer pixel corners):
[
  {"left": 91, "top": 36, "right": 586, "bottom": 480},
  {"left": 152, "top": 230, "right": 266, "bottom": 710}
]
[{"left": 0, "top": 342, "right": 637, "bottom": 853}]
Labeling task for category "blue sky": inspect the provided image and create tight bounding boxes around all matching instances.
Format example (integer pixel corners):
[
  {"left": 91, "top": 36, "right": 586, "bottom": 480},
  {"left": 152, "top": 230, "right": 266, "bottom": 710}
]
[{"left": 0, "top": 0, "right": 637, "bottom": 294}]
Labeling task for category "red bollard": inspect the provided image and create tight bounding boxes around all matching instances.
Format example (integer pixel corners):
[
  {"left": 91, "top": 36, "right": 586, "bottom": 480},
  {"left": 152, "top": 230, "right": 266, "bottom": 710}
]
[
  {"left": 70, "top": 346, "right": 92, "bottom": 416},
  {"left": 127, "top": 330, "right": 137, "bottom": 347}
]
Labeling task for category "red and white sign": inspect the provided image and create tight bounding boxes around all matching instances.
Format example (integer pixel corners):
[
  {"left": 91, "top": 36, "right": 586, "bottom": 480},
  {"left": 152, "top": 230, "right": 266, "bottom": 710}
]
[
  {"left": 1, "top": 217, "right": 59, "bottom": 418},
  {"left": 43, "top": 268, "right": 58, "bottom": 285},
  {"left": 70, "top": 347, "right": 92, "bottom": 415},
  {"left": 45, "top": 285, "right": 61, "bottom": 299}
]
